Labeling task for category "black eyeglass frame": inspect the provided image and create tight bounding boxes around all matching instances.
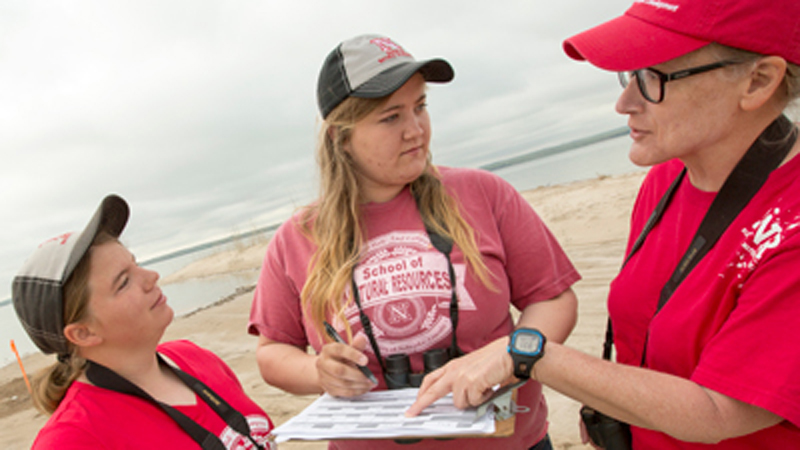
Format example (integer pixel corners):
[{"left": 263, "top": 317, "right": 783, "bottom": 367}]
[{"left": 618, "top": 60, "right": 740, "bottom": 104}]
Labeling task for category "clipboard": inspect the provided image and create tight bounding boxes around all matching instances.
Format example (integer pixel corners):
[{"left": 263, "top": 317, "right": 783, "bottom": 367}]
[
  {"left": 397, "top": 380, "right": 527, "bottom": 440},
  {"left": 269, "top": 385, "right": 524, "bottom": 442},
  {"left": 476, "top": 379, "right": 527, "bottom": 421},
  {"left": 468, "top": 379, "right": 527, "bottom": 438}
]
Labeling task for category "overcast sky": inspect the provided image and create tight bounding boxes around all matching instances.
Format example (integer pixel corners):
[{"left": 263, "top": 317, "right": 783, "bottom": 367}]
[{"left": 0, "top": 0, "right": 633, "bottom": 300}]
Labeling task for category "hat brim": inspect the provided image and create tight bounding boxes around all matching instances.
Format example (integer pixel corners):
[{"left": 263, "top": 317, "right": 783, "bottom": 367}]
[
  {"left": 352, "top": 58, "right": 454, "bottom": 99},
  {"left": 563, "top": 13, "right": 710, "bottom": 71},
  {"left": 65, "top": 195, "right": 129, "bottom": 278}
]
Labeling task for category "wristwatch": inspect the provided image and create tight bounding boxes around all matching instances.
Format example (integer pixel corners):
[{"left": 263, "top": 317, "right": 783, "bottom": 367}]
[{"left": 508, "top": 328, "right": 546, "bottom": 379}]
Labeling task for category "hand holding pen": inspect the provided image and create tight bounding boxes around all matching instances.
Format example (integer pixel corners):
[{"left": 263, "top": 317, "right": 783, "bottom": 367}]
[{"left": 318, "top": 321, "right": 378, "bottom": 395}]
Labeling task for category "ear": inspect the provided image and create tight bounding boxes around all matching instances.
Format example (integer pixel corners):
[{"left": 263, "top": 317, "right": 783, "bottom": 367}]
[
  {"left": 329, "top": 126, "right": 352, "bottom": 154},
  {"left": 740, "top": 56, "right": 787, "bottom": 111},
  {"left": 63, "top": 322, "right": 103, "bottom": 348}
]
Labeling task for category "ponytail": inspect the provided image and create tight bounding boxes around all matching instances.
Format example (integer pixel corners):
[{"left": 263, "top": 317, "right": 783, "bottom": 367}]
[{"left": 32, "top": 356, "right": 87, "bottom": 414}]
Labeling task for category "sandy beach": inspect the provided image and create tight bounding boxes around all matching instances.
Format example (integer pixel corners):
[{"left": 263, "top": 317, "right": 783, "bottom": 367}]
[{"left": 0, "top": 169, "right": 647, "bottom": 450}]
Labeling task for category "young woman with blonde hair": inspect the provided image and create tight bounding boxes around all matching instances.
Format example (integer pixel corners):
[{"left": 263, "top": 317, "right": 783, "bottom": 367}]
[
  {"left": 248, "top": 34, "right": 580, "bottom": 450},
  {"left": 14, "top": 195, "right": 275, "bottom": 449}
]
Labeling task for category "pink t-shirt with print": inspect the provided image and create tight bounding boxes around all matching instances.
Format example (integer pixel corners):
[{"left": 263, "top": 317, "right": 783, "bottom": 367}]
[{"left": 249, "top": 167, "right": 580, "bottom": 449}]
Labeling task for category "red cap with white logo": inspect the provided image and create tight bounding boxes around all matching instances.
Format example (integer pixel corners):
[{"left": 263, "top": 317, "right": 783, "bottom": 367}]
[{"left": 563, "top": 0, "right": 800, "bottom": 71}]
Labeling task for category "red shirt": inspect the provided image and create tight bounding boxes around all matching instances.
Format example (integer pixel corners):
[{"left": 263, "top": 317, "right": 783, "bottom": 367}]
[
  {"left": 610, "top": 158, "right": 800, "bottom": 448},
  {"left": 33, "top": 340, "right": 274, "bottom": 449}
]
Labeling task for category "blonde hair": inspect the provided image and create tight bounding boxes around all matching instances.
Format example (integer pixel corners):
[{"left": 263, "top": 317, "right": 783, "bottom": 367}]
[
  {"left": 31, "top": 232, "right": 116, "bottom": 414},
  {"left": 300, "top": 95, "right": 494, "bottom": 340}
]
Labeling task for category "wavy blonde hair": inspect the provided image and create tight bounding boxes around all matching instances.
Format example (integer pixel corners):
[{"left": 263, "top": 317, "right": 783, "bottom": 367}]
[
  {"left": 300, "top": 95, "right": 494, "bottom": 341},
  {"left": 31, "top": 232, "right": 116, "bottom": 414}
]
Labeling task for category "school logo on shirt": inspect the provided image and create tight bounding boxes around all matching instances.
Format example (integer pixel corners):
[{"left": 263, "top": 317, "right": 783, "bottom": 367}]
[
  {"left": 347, "top": 230, "right": 476, "bottom": 356},
  {"left": 734, "top": 206, "right": 800, "bottom": 278},
  {"left": 219, "top": 415, "right": 274, "bottom": 449}
]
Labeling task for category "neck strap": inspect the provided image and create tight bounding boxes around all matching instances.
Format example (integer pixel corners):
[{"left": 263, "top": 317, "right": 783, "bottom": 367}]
[
  {"left": 602, "top": 114, "right": 797, "bottom": 363},
  {"left": 659, "top": 115, "right": 796, "bottom": 307},
  {"left": 86, "top": 356, "right": 265, "bottom": 450}
]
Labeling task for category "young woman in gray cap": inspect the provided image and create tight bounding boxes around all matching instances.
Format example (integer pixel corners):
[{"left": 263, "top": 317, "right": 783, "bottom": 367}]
[
  {"left": 408, "top": 0, "right": 800, "bottom": 448},
  {"left": 247, "top": 34, "right": 580, "bottom": 450},
  {"left": 13, "top": 195, "right": 275, "bottom": 449}
]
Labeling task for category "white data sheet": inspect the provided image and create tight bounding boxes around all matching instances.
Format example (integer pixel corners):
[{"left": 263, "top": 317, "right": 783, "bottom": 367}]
[{"left": 271, "top": 388, "right": 496, "bottom": 442}]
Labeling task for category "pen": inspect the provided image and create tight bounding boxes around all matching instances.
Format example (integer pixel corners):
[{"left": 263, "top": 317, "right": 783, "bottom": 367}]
[{"left": 323, "top": 321, "right": 378, "bottom": 384}]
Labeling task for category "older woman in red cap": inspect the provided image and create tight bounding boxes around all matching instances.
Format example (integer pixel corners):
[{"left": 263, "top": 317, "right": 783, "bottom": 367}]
[{"left": 408, "top": 0, "right": 800, "bottom": 448}]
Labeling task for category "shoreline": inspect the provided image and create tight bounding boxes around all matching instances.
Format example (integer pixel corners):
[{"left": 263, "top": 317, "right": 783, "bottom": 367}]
[{"left": 0, "top": 170, "right": 647, "bottom": 450}]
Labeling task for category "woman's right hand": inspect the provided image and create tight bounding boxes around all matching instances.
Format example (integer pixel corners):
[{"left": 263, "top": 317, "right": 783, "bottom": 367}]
[
  {"left": 316, "top": 333, "right": 376, "bottom": 397},
  {"left": 406, "top": 337, "right": 514, "bottom": 416}
]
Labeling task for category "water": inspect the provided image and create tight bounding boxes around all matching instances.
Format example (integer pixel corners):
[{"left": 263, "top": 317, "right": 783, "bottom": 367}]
[
  {"left": 489, "top": 128, "right": 637, "bottom": 191},
  {"left": 0, "top": 132, "right": 640, "bottom": 368}
]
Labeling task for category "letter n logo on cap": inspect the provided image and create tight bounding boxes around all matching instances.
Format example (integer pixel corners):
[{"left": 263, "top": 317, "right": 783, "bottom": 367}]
[
  {"left": 370, "top": 37, "right": 412, "bottom": 63},
  {"left": 40, "top": 232, "right": 73, "bottom": 247}
]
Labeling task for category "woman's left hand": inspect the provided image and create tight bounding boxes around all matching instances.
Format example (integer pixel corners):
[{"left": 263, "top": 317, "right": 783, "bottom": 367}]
[{"left": 405, "top": 337, "right": 514, "bottom": 416}]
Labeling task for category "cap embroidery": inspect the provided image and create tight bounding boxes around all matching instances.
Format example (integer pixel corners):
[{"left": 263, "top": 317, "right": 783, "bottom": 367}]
[
  {"left": 39, "top": 232, "right": 73, "bottom": 247},
  {"left": 370, "top": 37, "right": 412, "bottom": 63},
  {"left": 634, "top": 0, "right": 679, "bottom": 12}
]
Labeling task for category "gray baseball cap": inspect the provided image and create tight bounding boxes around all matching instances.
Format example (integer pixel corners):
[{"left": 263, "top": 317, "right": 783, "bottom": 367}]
[
  {"left": 317, "top": 34, "right": 454, "bottom": 119},
  {"left": 12, "top": 195, "right": 129, "bottom": 356}
]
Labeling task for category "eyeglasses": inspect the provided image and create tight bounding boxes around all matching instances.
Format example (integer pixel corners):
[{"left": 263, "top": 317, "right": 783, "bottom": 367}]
[{"left": 618, "top": 60, "right": 740, "bottom": 104}]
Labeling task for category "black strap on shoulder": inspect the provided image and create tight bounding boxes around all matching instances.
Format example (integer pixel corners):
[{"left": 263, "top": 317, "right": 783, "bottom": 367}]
[
  {"left": 413, "top": 190, "right": 463, "bottom": 358},
  {"left": 601, "top": 115, "right": 797, "bottom": 363},
  {"left": 351, "top": 276, "right": 388, "bottom": 373},
  {"left": 659, "top": 115, "right": 796, "bottom": 308},
  {"left": 602, "top": 169, "right": 685, "bottom": 360},
  {"left": 86, "top": 356, "right": 264, "bottom": 450},
  {"left": 625, "top": 171, "right": 686, "bottom": 269},
  {"left": 427, "top": 228, "right": 463, "bottom": 358}
]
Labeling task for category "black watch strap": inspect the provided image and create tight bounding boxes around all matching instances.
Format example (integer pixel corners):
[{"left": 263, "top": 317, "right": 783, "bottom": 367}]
[{"left": 513, "top": 358, "right": 533, "bottom": 379}]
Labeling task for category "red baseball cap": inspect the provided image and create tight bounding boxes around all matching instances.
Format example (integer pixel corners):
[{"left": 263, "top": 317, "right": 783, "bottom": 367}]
[{"left": 563, "top": 0, "right": 800, "bottom": 71}]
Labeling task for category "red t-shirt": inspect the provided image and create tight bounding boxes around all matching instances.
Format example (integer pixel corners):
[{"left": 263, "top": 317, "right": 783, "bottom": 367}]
[
  {"left": 32, "top": 340, "right": 275, "bottom": 449},
  {"left": 609, "top": 158, "right": 800, "bottom": 448},
  {"left": 249, "top": 166, "right": 580, "bottom": 449}
]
